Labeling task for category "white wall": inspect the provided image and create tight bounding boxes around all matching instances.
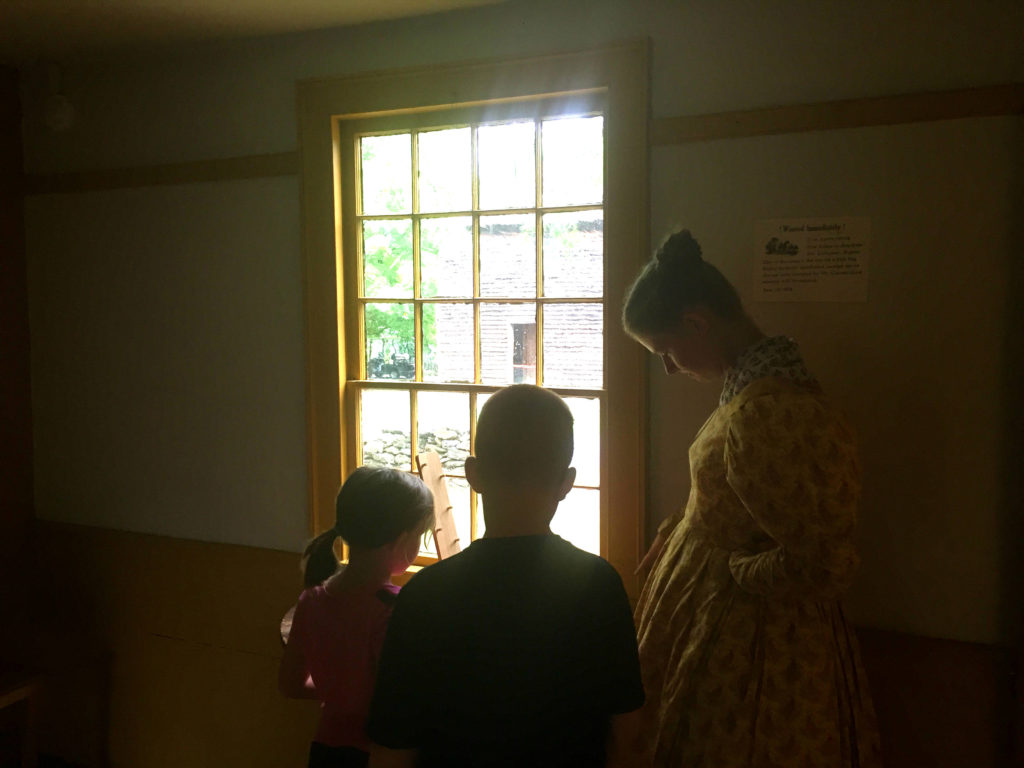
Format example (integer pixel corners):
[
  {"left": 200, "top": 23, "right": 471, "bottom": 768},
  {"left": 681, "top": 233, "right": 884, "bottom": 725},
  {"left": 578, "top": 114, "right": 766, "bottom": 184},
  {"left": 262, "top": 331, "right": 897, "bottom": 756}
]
[
  {"left": 649, "top": 116, "right": 1022, "bottom": 645},
  {"left": 26, "top": 177, "right": 308, "bottom": 549},
  {"left": 18, "top": 0, "right": 1024, "bottom": 638}
]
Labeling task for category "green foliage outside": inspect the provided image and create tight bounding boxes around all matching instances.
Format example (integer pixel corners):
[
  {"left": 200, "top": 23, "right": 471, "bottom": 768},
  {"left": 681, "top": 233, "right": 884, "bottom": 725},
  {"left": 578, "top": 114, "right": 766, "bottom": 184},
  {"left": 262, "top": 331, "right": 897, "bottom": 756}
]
[{"left": 361, "top": 137, "right": 441, "bottom": 375}]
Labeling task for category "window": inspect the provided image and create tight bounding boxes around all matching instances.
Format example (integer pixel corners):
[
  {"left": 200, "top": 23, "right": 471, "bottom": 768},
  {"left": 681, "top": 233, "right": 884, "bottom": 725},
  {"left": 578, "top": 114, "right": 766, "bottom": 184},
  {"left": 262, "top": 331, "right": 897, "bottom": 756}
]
[
  {"left": 354, "top": 109, "right": 604, "bottom": 555},
  {"left": 299, "top": 44, "right": 649, "bottom": 594}
]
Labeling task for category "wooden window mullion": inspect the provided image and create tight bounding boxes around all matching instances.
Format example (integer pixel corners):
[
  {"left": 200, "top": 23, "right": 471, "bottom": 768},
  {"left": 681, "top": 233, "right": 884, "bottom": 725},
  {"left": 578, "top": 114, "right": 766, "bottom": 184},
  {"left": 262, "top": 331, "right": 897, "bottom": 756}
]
[
  {"left": 409, "top": 389, "right": 418, "bottom": 474},
  {"left": 534, "top": 120, "right": 545, "bottom": 387},
  {"left": 468, "top": 391, "right": 478, "bottom": 541}
]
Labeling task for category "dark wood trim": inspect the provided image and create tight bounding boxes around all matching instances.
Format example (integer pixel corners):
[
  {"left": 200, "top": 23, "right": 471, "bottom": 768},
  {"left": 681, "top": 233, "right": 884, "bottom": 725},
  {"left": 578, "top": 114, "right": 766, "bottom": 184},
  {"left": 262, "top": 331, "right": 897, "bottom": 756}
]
[
  {"left": 24, "top": 150, "right": 299, "bottom": 194},
  {"left": 651, "top": 83, "right": 1024, "bottom": 145}
]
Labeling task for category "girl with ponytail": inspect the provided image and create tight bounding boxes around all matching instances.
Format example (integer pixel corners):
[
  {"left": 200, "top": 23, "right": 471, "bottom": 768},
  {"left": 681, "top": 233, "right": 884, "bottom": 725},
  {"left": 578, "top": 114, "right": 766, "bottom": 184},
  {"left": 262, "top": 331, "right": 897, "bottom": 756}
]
[{"left": 279, "top": 466, "right": 434, "bottom": 768}]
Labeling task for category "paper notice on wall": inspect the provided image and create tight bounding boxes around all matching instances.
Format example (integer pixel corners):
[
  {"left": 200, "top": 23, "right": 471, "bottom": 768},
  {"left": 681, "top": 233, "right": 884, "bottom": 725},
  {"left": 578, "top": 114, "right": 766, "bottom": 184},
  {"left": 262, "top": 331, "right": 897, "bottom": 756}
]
[{"left": 754, "top": 217, "right": 869, "bottom": 302}]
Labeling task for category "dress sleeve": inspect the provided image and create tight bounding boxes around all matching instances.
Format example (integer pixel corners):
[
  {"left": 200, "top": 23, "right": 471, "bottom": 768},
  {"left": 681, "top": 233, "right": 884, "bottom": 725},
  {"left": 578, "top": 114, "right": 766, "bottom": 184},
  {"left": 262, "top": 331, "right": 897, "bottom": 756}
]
[{"left": 723, "top": 389, "right": 861, "bottom": 600}]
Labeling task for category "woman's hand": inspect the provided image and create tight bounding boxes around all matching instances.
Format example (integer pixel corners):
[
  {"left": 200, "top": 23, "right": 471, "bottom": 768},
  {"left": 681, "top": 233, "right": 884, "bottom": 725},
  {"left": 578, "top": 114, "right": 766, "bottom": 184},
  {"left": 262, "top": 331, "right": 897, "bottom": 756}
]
[{"left": 636, "top": 508, "right": 684, "bottom": 590}]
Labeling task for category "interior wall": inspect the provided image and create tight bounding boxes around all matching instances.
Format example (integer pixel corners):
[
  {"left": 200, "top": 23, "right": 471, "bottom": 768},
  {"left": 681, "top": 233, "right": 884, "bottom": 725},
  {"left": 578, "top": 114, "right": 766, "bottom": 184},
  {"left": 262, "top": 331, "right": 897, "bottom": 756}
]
[
  {"left": 12, "top": 1, "right": 1024, "bottom": 765},
  {"left": 30, "top": 523, "right": 318, "bottom": 768},
  {"left": 17, "top": 0, "right": 1024, "bottom": 643},
  {"left": 25, "top": 177, "right": 308, "bottom": 550},
  {"left": 649, "top": 115, "right": 1022, "bottom": 646},
  {"left": 32, "top": 521, "right": 1018, "bottom": 768}
]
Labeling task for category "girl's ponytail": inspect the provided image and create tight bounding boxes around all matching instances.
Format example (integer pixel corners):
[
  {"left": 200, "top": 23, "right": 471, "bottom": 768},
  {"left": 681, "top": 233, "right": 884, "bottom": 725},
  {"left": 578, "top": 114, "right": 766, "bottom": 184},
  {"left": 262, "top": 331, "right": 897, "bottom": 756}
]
[{"left": 301, "top": 528, "right": 341, "bottom": 587}]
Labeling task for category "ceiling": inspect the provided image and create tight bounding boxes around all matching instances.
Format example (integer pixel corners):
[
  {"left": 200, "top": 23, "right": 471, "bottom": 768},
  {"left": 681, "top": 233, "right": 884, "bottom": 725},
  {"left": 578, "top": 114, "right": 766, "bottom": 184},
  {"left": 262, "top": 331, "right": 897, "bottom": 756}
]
[{"left": 0, "top": 0, "right": 504, "bottom": 63}]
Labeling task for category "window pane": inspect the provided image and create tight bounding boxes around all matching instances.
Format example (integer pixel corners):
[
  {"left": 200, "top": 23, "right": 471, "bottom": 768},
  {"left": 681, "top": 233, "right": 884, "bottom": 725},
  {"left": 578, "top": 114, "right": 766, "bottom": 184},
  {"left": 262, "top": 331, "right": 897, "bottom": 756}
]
[
  {"left": 472, "top": 391, "right": 490, "bottom": 540},
  {"left": 564, "top": 397, "right": 600, "bottom": 487},
  {"left": 365, "top": 302, "right": 415, "bottom": 380},
  {"left": 420, "top": 476, "right": 472, "bottom": 557},
  {"left": 418, "top": 128, "right": 471, "bottom": 213},
  {"left": 416, "top": 390, "right": 470, "bottom": 558},
  {"left": 360, "top": 388, "right": 411, "bottom": 470},
  {"left": 542, "top": 211, "right": 603, "bottom": 298},
  {"left": 446, "top": 476, "right": 472, "bottom": 550},
  {"left": 421, "top": 216, "right": 472, "bottom": 298},
  {"left": 542, "top": 303, "right": 602, "bottom": 388},
  {"left": 551, "top": 487, "right": 599, "bottom": 555},
  {"left": 417, "top": 391, "right": 470, "bottom": 475},
  {"left": 480, "top": 214, "right": 535, "bottom": 298},
  {"left": 360, "top": 134, "right": 411, "bottom": 215},
  {"left": 541, "top": 116, "right": 603, "bottom": 207},
  {"left": 419, "top": 529, "right": 436, "bottom": 558},
  {"left": 511, "top": 323, "right": 537, "bottom": 385},
  {"left": 478, "top": 121, "right": 535, "bottom": 210},
  {"left": 474, "top": 488, "right": 487, "bottom": 540},
  {"left": 363, "top": 219, "right": 413, "bottom": 298},
  {"left": 475, "top": 391, "right": 492, "bottom": 415},
  {"left": 423, "top": 303, "right": 474, "bottom": 384},
  {"left": 480, "top": 303, "right": 535, "bottom": 385}
]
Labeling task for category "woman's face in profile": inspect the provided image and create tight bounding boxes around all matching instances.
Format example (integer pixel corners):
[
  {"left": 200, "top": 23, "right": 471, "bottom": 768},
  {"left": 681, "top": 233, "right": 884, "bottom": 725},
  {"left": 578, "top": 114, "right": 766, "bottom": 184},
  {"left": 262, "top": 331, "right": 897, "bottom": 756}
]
[{"left": 635, "top": 322, "right": 719, "bottom": 382}]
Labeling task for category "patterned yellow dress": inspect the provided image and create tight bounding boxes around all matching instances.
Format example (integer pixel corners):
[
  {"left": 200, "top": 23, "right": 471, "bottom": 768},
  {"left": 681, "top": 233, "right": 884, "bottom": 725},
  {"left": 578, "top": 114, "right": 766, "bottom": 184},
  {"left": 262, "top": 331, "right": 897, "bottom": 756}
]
[{"left": 634, "top": 337, "right": 882, "bottom": 767}]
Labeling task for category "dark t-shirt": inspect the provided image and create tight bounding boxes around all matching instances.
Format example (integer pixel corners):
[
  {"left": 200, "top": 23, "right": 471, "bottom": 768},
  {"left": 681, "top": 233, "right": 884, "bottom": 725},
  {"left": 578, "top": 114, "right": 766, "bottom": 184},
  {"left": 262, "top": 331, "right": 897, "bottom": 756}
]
[{"left": 367, "top": 534, "right": 644, "bottom": 768}]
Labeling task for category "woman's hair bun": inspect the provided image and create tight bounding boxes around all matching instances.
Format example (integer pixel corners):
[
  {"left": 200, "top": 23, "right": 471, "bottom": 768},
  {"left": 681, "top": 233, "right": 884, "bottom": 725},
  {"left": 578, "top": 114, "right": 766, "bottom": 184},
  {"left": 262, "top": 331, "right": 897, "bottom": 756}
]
[
  {"left": 622, "top": 227, "right": 744, "bottom": 335},
  {"left": 655, "top": 229, "right": 703, "bottom": 272}
]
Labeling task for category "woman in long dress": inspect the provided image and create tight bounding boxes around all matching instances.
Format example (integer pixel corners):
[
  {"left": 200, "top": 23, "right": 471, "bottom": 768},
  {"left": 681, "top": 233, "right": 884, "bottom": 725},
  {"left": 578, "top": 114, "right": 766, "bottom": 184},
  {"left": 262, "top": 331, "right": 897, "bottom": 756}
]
[{"left": 622, "top": 230, "right": 882, "bottom": 767}]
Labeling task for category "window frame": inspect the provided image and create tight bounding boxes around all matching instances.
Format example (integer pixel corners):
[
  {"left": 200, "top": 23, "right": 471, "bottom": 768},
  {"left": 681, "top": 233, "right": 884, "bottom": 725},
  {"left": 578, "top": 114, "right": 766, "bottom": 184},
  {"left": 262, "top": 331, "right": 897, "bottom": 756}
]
[{"left": 297, "top": 43, "right": 649, "bottom": 596}]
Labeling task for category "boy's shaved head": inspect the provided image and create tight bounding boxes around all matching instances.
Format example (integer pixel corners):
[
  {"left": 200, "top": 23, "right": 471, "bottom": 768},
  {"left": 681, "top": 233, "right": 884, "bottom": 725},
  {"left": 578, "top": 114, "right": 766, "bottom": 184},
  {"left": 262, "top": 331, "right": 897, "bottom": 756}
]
[{"left": 474, "top": 385, "right": 574, "bottom": 490}]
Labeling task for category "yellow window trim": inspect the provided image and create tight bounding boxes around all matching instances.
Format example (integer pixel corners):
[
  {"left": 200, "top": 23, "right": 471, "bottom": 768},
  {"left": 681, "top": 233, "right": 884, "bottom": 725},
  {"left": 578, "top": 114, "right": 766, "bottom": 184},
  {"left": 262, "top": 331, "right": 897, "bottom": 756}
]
[{"left": 297, "top": 41, "right": 650, "bottom": 597}]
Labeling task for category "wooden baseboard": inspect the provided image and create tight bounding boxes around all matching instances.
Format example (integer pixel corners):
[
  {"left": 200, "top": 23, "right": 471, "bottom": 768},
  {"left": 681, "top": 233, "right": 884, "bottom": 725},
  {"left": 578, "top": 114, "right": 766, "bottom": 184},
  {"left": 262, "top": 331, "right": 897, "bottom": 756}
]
[
  {"left": 24, "top": 151, "right": 299, "bottom": 195},
  {"left": 856, "top": 626, "right": 1016, "bottom": 768},
  {"left": 21, "top": 522, "right": 1022, "bottom": 768}
]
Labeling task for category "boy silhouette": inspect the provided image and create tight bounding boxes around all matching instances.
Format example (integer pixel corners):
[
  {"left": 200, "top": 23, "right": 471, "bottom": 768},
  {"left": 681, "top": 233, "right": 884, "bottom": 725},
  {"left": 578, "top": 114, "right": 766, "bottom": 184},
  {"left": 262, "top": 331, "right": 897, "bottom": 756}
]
[{"left": 367, "top": 384, "right": 644, "bottom": 768}]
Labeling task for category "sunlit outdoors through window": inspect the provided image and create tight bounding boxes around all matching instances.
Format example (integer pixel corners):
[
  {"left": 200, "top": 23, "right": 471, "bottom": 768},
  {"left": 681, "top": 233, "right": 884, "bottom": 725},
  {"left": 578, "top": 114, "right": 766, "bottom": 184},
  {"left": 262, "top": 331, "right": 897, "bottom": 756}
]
[{"left": 353, "top": 114, "right": 604, "bottom": 557}]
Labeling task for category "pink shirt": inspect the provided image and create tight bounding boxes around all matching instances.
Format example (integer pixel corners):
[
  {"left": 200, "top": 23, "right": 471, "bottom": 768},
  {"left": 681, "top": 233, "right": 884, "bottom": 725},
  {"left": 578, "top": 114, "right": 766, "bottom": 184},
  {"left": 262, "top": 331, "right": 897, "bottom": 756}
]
[{"left": 289, "top": 581, "right": 400, "bottom": 749}]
